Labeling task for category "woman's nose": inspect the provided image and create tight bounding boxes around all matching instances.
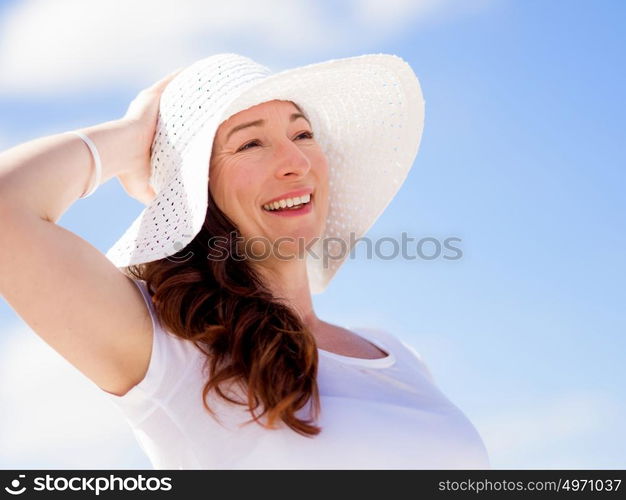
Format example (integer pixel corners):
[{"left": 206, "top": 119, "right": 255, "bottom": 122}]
[{"left": 272, "top": 138, "right": 311, "bottom": 178}]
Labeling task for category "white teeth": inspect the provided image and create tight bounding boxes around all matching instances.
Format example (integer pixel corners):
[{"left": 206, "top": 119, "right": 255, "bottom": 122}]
[{"left": 263, "top": 193, "right": 311, "bottom": 211}]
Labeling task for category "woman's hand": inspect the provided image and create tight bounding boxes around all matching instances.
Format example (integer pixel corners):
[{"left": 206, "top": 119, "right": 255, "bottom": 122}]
[{"left": 116, "top": 67, "right": 184, "bottom": 205}]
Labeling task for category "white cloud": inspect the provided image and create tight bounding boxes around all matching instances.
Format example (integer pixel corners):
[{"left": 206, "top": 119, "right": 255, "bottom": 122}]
[
  {"left": 0, "top": 0, "right": 327, "bottom": 94},
  {"left": 0, "top": 0, "right": 491, "bottom": 95},
  {"left": 348, "top": 0, "right": 495, "bottom": 38},
  {"left": 350, "top": 0, "right": 443, "bottom": 33},
  {"left": 0, "top": 322, "right": 149, "bottom": 468}
]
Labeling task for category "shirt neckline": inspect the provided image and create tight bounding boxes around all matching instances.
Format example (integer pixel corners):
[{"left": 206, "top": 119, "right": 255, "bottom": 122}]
[{"left": 316, "top": 327, "right": 396, "bottom": 368}]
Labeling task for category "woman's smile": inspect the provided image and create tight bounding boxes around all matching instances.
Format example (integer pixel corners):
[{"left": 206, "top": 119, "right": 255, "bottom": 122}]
[{"left": 261, "top": 193, "right": 314, "bottom": 217}]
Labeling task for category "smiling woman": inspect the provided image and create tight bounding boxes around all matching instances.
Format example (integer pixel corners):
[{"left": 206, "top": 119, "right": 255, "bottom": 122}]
[{"left": 0, "top": 52, "right": 490, "bottom": 469}]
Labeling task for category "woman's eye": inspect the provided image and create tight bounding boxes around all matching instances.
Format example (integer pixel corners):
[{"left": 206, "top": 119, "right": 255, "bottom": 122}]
[
  {"left": 237, "top": 140, "right": 260, "bottom": 152},
  {"left": 236, "top": 132, "right": 313, "bottom": 153},
  {"left": 296, "top": 131, "right": 314, "bottom": 140}
]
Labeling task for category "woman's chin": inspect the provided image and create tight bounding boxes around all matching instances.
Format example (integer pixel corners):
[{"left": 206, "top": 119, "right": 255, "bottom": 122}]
[
  {"left": 263, "top": 222, "right": 321, "bottom": 239},
  {"left": 261, "top": 230, "right": 320, "bottom": 257}
]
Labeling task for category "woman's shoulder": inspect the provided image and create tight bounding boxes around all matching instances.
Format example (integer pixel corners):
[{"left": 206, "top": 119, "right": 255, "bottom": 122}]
[{"left": 102, "top": 279, "right": 204, "bottom": 403}]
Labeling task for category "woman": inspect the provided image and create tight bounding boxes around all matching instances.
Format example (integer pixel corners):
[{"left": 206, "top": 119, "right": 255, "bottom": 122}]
[{"left": 0, "top": 53, "right": 490, "bottom": 469}]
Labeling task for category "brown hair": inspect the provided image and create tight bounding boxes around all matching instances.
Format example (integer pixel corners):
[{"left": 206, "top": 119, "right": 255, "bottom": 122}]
[{"left": 124, "top": 188, "right": 322, "bottom": 437}]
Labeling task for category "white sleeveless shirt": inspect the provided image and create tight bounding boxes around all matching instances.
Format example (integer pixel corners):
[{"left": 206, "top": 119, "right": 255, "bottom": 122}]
[{"left": 102, "top": 279, "right": 490, "bottom": 469}]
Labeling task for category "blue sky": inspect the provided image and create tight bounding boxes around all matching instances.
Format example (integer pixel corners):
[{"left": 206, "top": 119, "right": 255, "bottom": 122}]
[{"left": 0, "top": 0, "right": 624, "bottom": 469}]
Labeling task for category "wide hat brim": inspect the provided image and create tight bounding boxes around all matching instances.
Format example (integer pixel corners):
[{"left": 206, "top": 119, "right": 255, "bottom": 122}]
[{"left": 105, "top": 53, "right": 426, "bottom": 294}]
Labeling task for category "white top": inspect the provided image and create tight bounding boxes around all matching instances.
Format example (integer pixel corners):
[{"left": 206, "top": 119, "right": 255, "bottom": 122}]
[{"left": 101, "top": 279, "right": 490, "bottom": 469}]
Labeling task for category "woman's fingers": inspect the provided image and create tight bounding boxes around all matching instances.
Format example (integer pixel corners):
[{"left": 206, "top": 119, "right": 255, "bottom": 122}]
[
  {"left": 149, "top": 67, "right": 185, "bottom": 91},
  {"left": 116, "top": 66, "right": 187, "bottom": 204}
]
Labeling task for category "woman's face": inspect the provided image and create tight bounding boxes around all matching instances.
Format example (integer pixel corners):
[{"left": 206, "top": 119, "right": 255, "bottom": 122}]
[{"left": 209, "top": 99, "right": 329, "bottom": 257}]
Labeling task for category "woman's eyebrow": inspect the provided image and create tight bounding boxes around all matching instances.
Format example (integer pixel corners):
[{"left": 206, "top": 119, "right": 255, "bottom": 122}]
[{"left": 225, "top": 113, "right": 311, "bottom": 142}]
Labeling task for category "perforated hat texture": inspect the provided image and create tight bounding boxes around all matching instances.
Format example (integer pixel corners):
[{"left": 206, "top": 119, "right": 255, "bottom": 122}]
[{"left": 105, "top": 53, "right": 426, "bottom": 295}]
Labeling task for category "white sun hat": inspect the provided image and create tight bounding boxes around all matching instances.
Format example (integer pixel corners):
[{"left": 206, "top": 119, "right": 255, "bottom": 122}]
[{"left": 105, "top": 52, "right": 426, "bottom": 294}]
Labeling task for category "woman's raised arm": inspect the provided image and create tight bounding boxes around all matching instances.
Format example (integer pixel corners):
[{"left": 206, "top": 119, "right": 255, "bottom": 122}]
[{"left": 0, "top": 69, "right": 181, "bottom": 396}]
